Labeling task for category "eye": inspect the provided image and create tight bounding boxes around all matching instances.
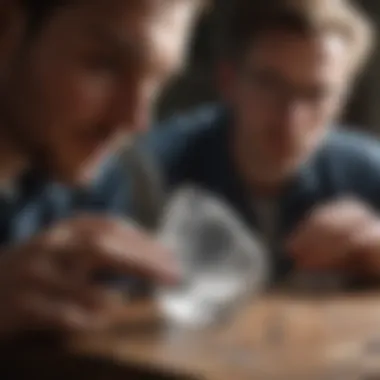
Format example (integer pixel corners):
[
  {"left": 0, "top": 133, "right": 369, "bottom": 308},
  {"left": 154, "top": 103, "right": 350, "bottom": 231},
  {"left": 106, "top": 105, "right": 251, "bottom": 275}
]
[
  {"left": 84, "top": 53, "right": 120, "bottom": 73},
  {"left": 245, "top": 70, "right": 284, "bottom": 93},
  {"left": 303, "top": 87, "right": 331, "bottom": 104}
]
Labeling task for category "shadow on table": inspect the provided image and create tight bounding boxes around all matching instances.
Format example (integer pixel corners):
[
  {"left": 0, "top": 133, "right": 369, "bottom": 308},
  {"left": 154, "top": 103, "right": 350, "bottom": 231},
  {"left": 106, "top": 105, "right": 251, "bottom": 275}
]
[{"left": 0, "top": 332, "right": 195, "bottom": 380}]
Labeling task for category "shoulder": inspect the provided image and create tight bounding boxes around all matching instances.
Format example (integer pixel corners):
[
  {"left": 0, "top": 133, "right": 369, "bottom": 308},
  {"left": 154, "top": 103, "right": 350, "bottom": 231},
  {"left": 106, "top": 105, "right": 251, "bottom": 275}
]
[
  {"left": 140, "top": 103, "right": 228, "bottom": 184},
  {"left": 315, "top": 128, "right": 380, "bottom": 204},
  {"left": 320, "top": 128, "right": 380, "bottom": 169},
  {"left": 144, "top": 103, "right": 226, "bottom": 158}
]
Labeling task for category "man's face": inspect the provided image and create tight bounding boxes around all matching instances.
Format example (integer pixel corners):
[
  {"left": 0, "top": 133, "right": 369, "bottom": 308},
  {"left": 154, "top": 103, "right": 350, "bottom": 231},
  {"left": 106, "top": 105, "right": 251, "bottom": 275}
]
[
  {"left": 0, "top": 0, "right": 197, "bottom": 184},
  {"left": 223, "top": 30, "right": 353, "bottom": 183}
]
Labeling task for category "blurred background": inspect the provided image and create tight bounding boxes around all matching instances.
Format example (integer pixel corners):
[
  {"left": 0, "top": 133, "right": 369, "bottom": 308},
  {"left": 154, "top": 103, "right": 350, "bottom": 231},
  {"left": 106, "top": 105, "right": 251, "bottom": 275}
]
[{"left": 156, "top": 0, "right": 380, "bottom": 134}]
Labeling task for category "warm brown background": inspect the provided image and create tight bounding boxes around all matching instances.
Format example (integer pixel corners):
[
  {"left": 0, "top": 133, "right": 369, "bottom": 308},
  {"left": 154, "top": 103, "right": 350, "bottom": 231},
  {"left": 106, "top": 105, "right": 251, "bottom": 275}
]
[{"left": 157, "top": 0, "right": 380, "bottom": 135}]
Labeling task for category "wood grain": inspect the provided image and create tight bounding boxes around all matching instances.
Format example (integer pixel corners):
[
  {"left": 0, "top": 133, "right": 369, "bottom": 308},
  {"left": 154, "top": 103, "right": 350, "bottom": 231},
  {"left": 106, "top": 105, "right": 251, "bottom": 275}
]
[
  {"left": 67, "top": 290, "right": 380, "bottom": 379},
  {"left": 2, "top": 291, "right": 380, "bottom": 379}
]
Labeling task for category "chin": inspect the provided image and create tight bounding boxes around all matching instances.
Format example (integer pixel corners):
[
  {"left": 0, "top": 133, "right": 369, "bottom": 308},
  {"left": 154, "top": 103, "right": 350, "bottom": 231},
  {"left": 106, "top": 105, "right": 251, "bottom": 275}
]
[
  {"left": 58, "top": 148, "right": 113, "bottom": 187},
  {"left": 47, "top": 161, "right": 99, "bottom": 188},
  {"left": 71, "top": 165, "right": 103, "bottom": 188},
  {"left": 257, "top": 170, "right": 291, "bottom": 186},
  {"left": 258, "top": 158, "right": 301, "bottom": 184}
]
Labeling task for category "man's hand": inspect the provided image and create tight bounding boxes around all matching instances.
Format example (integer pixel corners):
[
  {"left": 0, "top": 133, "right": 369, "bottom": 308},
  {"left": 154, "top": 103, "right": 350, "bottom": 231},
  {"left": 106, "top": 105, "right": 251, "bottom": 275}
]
[
  {"left": 0, "top": 215, "right": 177, "bottom": 337},
  {"left": 286, "top": 198, "right": 380, "bottom": 277}
]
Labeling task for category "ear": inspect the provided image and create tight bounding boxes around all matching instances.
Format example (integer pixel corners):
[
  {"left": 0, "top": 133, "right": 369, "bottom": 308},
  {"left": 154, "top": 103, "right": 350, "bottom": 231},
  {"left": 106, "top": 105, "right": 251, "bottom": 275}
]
[
  {"left": 215, "top": 60, "right": 237, "bottom": 103},
  {"left": 0, "top": 1, "right": 27, "bottom": 79}
]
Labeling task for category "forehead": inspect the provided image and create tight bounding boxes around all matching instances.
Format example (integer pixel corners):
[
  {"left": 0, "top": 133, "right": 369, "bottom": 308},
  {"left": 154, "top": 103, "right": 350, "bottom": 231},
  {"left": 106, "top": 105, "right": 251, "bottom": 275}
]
[
  {"left": 244, "top": 31, "right": 351, "bottom": 84},
  {"left": 43, "top": 0, "right": 195, "bottom": 66}
]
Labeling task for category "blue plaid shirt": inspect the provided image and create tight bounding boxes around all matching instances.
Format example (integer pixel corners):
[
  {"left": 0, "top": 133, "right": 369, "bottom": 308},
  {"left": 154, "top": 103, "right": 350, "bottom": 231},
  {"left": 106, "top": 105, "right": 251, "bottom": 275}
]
[{"left": 0, "top": 156, "right": 130, "bottom": 246}]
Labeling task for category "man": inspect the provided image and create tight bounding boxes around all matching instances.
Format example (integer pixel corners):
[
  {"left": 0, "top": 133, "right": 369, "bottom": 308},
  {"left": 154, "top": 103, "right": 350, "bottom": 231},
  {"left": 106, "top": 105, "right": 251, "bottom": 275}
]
[
  {"left": 0, "top": 0, "right": 203, "bottom": 337},
  {"left": 145, "top": 0, "right": 380, "bottom": 283}
]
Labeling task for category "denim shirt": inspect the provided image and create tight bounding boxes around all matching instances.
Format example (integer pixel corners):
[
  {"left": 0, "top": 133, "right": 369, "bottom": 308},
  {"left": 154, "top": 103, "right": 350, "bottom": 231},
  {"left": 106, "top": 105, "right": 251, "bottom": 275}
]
[
  {"left": 144, "top": 104, "right": 380, "bottom": 279},
  {"left": 0, "top": 155, "right": 131, "bottom": 247}
]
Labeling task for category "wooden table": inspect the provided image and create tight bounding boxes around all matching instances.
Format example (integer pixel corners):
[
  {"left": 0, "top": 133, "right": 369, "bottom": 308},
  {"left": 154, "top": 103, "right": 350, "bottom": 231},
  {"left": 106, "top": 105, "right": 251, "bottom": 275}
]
[{"left": 3, "top": 290, "right": 380, "bottom": 380}]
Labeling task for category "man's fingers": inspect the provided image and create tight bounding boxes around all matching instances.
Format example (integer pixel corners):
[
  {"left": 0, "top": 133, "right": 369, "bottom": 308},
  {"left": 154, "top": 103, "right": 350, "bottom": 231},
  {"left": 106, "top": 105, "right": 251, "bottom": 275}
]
[
  {"left": 15, "top": 292, "right": 89, "bottom": 331},
  {"left": 0, "top": 215, "right": 182, "bottom": 336},
  {"left": 46, "top": 216, "right": 181, "bottom": 284},
  {"left": 351, "top": 221, "right": 380, "bottom": 275},
  {"left": 295, "top": 251, "right": 348, "bottom": 271},
  {"left": 20, "top": 257, "right": 124, "bottom": 312},
  {"left": 92, "top": 232, "right": 180, "bottom": 284},
  {"left": 71, "top": 285, "right": 124, "bottom": 312},
  {"left": 15, "top": 286, "right": 124, "bottom": 333},
  {"left": 62, "top": 229, "right": 180, "bottom": 284},
  {"left": 287, "top": 200, "right": 375, "bottom": 262}
]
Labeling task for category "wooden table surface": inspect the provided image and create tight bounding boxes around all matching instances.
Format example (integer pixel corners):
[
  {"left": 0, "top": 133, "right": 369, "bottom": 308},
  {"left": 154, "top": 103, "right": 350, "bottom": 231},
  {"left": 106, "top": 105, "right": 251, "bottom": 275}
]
[{"left": 59, "top": 289, "right": 380, "bottom": 380}]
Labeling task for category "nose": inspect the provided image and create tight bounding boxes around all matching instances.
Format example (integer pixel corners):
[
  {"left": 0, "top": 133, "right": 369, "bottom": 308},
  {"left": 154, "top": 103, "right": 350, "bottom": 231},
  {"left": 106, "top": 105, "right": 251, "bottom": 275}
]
[{"left": 278, "top": 100, "right": 306, "bottom": 126}]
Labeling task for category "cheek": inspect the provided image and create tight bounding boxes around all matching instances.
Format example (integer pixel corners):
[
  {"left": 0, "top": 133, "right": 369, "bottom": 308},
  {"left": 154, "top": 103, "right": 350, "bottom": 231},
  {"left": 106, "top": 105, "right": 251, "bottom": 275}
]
[
  {"left": 235, "top": 85, "right": 277, "bottom": 128},
  {"left": 41, "top": 69, "right": 114, "bottom": 126},
  {"left": 303, "top": 99, "right": 340, "bottom": 136}
]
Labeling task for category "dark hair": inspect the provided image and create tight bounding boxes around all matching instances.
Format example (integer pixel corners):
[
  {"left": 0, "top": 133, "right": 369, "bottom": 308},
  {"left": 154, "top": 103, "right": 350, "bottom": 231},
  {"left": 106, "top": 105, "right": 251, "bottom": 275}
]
[
  {"left": 215, "top": 0, "right": 374, "bottom": 72},
  {"left": 20, "top": 0, "right": 66, "bottom": 33},
  {"left": 21, "top": 0, "right": 207, "bottom": 34}
]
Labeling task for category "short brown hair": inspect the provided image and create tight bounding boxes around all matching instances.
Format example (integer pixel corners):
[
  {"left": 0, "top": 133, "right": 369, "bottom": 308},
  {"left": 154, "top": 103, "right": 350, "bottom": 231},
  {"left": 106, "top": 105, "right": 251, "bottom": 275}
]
[
  {"left": 22, "top": 0, "right": 208, "bottom": 34},
  {"left": 215, "top": 0, "right": 375, "bottom": 73}
]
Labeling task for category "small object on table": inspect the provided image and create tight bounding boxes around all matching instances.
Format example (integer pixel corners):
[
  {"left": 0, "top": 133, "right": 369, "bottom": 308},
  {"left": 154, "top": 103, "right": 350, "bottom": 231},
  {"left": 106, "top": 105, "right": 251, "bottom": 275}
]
[
  {"left": 284, "top": 272, "right": 350, "bottom": 294},
  {"left": 93, "top": 271, "right": 153, "bottom": 300},
  {"left": 156, "top": 186, "right": 270, "bottom": 330}
]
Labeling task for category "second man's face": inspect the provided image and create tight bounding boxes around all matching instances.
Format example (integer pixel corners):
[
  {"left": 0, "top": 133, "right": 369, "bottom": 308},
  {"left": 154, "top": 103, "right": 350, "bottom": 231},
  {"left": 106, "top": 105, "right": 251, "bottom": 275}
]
[{"left": 224, "top": 30, "right": 353, "bottom": 182}]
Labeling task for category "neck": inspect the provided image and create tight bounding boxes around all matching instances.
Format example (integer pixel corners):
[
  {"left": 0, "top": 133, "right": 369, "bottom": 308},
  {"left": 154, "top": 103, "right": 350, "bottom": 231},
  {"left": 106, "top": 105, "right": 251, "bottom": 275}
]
[
  {"left": 0, "top": 124, "right": 28, "bottom": 184},
  {"left": 231, "top": 134, "right": 287, "bottom": 198}
]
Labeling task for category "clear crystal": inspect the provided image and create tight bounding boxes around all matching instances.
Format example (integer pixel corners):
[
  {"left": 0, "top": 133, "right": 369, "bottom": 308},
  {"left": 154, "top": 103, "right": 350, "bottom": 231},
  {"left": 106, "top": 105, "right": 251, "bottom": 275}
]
[{"left": 156, "top": 186, "right": 270, "bottom": 329}]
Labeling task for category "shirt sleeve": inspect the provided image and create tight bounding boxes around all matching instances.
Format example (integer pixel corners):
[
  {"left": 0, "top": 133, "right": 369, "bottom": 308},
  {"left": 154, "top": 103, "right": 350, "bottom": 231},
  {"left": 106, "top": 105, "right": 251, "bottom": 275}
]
[{"left": 142, "top": 104, "right": 223, "bottom": 189}]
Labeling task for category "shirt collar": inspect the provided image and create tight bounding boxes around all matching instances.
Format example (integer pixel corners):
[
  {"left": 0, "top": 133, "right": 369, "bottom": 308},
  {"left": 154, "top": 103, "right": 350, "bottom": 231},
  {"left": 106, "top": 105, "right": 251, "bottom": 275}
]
[{"left": 19, "top": 151, "right": 119, "bottom": 197}]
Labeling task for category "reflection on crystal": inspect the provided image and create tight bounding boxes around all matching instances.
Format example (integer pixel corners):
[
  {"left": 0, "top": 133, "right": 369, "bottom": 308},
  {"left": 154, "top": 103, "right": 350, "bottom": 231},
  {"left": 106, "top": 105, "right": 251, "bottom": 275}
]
[{"left": 156, "top": 186, "right": 270, "bottom": 329}]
